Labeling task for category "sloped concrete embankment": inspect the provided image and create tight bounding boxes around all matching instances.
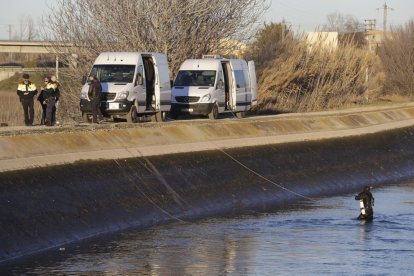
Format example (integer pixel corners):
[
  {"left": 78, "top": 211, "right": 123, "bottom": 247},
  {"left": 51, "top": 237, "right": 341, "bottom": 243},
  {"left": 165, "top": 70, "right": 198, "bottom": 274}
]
[
  {"left": 1, "top": 103, "right": 414, "bottom": 172},
  {"left": 1, "top": 105, "right": 414, "bottom": 263}
]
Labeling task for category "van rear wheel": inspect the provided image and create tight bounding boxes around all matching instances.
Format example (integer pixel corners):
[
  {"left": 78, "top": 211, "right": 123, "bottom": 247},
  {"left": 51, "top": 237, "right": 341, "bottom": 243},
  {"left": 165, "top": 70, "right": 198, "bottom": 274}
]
[
  {"left": 236, "top": 111, "right": 246, "bottom": 119},
  {"left": 208, "top": 103, "right": 219, "bottom": 120},
  {"left": 160, "top": 111, "right": 168, "bottom": 122}
]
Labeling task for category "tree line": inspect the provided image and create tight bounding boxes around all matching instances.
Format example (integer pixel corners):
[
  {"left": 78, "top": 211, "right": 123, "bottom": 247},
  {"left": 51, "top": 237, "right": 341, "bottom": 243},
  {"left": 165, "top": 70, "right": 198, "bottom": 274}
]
[{"left": 34, "top": 1, "right": 414, "bottom": 119}]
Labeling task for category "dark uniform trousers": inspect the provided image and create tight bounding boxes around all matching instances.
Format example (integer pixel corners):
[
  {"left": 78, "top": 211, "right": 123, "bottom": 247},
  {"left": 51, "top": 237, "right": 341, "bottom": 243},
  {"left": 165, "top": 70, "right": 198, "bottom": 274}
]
[
  {"left": 21, "top": 99, "right": 34, "bottom": 125},
  {"left": 91, "top": 97, "right": 103, "bottom": 123},
  {"left": 46, "top": 97, "right": 56, "bottom": 126}
]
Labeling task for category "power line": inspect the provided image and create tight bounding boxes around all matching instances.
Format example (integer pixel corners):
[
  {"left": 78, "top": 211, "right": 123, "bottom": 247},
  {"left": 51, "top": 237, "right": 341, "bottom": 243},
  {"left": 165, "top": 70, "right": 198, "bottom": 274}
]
[
  {"left": 364, "top": 19, "right": 376, "bottom": 32},
  {"left": 8, "top": 24, "right": 12, "bottom": 40},
  {"left": 377, "top": 2, "right": 394, "bottom": 32},
  {"left": 0, "top": 24, "right": 13, "bottom": 40}
]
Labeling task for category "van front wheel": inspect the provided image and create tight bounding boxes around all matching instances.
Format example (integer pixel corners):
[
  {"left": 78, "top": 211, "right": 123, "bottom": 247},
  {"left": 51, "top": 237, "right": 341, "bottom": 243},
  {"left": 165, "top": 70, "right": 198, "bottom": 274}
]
[
  {"left": 127, "top": 106, "right": 137, "bottom": 123},
  {"left": 208, "top": 103, "right": 219, "bottom": 120},
  {"left": 82, "top": 112, "right": 90, "bottom": 123}
]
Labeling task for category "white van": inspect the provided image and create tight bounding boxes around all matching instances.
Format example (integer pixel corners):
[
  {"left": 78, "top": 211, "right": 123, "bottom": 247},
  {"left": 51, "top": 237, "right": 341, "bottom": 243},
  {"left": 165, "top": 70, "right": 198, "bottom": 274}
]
[
  {"left": 171, "top": 55, "right": 257, "bottom": 119},
  {"left": 80, "top": 52, "right": 171, "bottom": 122}
]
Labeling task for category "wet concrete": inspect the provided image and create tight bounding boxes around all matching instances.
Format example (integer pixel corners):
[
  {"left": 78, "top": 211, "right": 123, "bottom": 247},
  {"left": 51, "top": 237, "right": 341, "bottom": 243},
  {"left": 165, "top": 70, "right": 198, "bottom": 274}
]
[{"left": 1, "top": 126, "right": 414, "bottom": 263}]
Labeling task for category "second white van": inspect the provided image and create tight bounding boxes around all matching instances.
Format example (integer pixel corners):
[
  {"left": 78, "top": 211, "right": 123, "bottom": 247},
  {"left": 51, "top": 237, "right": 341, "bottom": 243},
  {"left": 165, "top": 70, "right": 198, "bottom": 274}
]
[{"left": 171, "top": 55, "right": 257, "bottom": 119}]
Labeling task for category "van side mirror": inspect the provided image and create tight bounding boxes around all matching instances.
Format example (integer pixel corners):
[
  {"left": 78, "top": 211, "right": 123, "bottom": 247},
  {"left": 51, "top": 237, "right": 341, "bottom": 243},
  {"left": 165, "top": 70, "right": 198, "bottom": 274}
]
[
  {"left": 82, "top": 75, "right": 87, "bottom": 85},
  {"left": 217, "top": 79, "right": 224, "bottom": 89},
  {"left": 135, "top": 75, "right": 143, "bottom": 86},
  {"left": 170, "top": 80, "right": 174, "bottom": 88}
]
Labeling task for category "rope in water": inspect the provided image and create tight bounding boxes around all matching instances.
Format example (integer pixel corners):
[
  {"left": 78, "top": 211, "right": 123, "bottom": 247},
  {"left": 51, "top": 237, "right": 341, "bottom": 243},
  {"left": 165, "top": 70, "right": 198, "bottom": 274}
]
[{"left": 215, "top": 146, "right": 318, "bottom": 203}]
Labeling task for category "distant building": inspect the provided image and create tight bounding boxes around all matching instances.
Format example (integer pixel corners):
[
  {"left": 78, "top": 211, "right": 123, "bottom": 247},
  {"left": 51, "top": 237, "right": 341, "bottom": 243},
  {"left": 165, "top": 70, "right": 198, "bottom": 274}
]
[
  {"left": 306, "top": 32, "right": 339, "bottom": 51},
  {"left": 363, "top": 30, "right": 392, "bottom": 53},
  {"left": 307, "top": 31, "right": 392, "bottom": 54}
]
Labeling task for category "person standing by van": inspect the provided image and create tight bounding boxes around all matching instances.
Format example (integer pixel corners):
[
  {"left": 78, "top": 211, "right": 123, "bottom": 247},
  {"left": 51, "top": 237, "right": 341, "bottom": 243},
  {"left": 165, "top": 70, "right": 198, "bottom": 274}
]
[
  {"left": 16, "top": 74, "right": 37, "bottom": 126},
  {"left": 88, "top": 74, "right": 103, "bottom": 124},
  {"left": 144, "top": 58, "right": 155, "bottom": 111}
]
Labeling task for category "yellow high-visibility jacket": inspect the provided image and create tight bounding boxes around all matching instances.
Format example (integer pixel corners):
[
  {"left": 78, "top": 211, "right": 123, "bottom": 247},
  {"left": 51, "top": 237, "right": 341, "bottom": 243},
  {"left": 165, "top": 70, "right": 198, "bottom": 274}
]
[{"left": 17, "top": 82, "right": 37, "bottom": 100}]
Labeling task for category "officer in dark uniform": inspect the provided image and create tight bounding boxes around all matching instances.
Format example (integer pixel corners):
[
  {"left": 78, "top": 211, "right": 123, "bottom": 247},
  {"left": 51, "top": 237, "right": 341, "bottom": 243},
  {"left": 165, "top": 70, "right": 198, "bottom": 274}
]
[
  {"left": 355, "top": 186, "right": 375, "bottom": 221},
  {"left": 87, "top": 74, "right": 103, "bottom": 124},
  {"left": 42, "top": 77, "right": 59, "bottom": 126},
  {"left": 17, "top": 74, "right": 37, "bottom": 126}
]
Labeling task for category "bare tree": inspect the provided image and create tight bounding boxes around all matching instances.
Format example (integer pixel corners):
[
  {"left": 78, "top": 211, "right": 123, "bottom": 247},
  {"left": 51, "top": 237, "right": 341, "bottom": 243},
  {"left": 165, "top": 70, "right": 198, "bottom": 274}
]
[
  {"left": 244, "top": 22, "right": 293, "bottom": 73},
  {"left": 322, "top": 12, "right": 364, "bottom": 33},
  {"left": 18, "top": 15, "right": 38, "bottom": 40},
  {"left": 41, "top": 0, "right": 269, "bottom": 119}
]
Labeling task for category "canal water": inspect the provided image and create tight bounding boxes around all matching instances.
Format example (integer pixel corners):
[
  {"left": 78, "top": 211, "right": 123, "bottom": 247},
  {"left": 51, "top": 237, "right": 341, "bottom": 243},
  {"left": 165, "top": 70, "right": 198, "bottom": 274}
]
[{"left": 2, "top": 181, "right": 414, "bottom": 275}]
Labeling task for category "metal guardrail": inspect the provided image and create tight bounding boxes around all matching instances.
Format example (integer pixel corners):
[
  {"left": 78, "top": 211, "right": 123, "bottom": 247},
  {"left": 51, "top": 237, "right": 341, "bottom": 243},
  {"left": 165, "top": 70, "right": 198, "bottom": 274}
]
[{"left": 0, "top": 67, "right": 55, "bottom": 72}]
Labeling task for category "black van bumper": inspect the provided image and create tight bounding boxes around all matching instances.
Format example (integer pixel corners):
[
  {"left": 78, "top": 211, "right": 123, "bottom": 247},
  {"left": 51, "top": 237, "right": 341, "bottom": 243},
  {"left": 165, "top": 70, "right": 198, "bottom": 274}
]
[{"left": 171, "top": 103, "right": 214, "bottom": 115}]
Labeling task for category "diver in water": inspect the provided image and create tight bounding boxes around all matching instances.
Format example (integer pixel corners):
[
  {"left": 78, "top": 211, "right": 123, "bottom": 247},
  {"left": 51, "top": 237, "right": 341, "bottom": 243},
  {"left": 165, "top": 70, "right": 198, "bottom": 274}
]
[{"left": 355, "top": 186, "right": 375, "bottom": 221}]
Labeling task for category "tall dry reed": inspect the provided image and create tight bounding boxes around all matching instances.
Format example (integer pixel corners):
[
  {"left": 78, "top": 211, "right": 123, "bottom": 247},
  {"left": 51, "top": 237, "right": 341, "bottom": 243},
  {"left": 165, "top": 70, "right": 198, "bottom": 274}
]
[
  {"left": 0, "top": 91, "right": 43, "bottom": 126},
  {"left": 378, "top": 21, "right": 414, "bottom": 98},
  {"left": 255, "top": 36, "right": 381, "bottom": 113}
]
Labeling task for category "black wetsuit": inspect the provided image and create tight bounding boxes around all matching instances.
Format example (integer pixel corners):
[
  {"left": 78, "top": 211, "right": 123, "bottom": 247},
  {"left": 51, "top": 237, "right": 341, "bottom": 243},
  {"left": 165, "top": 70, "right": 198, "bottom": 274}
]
[{"left": 355, "top": 190, "right": 374, "bottom": 220}]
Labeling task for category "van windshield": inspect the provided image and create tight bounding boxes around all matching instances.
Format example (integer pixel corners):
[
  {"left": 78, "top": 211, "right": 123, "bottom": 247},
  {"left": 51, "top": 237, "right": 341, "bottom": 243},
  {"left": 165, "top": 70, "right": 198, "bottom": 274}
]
[
  {"left": 174, "top": 70, "right": 216, "bottom": 87},
  {"left": 91, "top": 65, "right": 135, "bottom": 83}
]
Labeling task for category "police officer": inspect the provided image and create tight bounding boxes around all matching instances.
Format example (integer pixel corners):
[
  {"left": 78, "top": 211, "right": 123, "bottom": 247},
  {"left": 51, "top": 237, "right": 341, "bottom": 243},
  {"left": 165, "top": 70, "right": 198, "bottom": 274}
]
[
  {"left": 355, "top": 186, "right": 375, "bottom": 220},
  {"left": 50, "top": 75, "right": 60, "bottom": 125},
  {"left": 41, "top": 76, "right": 59, "bottom": 126},
  {"left": 16, "top": 74, "right": 37, "bottom": 126}
]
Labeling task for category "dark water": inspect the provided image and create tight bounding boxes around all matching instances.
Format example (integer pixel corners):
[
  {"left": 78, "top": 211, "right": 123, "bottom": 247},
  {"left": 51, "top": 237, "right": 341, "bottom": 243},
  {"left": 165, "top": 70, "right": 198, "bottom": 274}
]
[{"left": 3, "top": 182, "right": 414, "bottom": 275}]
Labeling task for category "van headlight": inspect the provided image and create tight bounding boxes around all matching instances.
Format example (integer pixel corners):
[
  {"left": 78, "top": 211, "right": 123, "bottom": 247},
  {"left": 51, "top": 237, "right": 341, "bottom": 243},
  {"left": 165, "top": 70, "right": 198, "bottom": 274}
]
[
  {"left": 200, "top": 94, "right": 211, "bottom": 103},
  {"left": 80, "top": 91, "right": 88, "bottom": 100},
  {"left": 116, "top": 91, "right": 129, "bottom": 100}
]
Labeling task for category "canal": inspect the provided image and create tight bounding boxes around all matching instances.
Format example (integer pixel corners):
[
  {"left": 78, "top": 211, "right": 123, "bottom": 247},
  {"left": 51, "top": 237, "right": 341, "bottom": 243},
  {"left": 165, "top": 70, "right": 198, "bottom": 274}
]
[{"left": 2, "top": 181, "right": 414, "bottom": 275}]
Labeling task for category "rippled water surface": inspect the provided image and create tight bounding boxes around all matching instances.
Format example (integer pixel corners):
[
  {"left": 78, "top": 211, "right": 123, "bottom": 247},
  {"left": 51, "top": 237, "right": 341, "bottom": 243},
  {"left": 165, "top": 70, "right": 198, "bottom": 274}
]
[{"left": 3, "top": 182, "right": 414, "bottom": 275}]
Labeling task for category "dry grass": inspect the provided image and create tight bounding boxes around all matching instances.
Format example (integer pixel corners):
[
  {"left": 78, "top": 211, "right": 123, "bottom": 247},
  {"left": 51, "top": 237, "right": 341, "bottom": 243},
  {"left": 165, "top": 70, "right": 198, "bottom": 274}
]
[
  {"left": 0, "top": 91, "right": 43, "bottom": 126},
  {"left": 253, "top": 36, "right": 383, "bottom": 113},
  {"left": 378, "top": 21, "right": 414, "bottom": 97}
]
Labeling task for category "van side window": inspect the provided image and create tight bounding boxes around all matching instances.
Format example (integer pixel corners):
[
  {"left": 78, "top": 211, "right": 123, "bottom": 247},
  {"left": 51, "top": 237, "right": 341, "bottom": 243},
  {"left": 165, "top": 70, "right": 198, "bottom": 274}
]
[
  {"left": 234, "top": 70, "right": 246, "bottom": 89},
  {"left": 135, "top": 65, "right": 144, "bottom": 85}
]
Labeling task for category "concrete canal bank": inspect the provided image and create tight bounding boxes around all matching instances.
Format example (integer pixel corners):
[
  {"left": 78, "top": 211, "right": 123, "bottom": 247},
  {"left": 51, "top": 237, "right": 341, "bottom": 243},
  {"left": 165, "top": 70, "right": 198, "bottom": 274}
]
[{"left": 1, "top": 103, "right": 414, "bottom": 263}]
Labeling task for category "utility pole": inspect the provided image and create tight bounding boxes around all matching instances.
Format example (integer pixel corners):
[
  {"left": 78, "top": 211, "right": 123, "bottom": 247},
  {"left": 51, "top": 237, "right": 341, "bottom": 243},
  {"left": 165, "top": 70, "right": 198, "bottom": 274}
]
[
  {"left": 377, "top": 2, "right": 394, "bottom": 32},
  {"left": 8, "top": 24, "right": 12, "bottom": 40},
  {"left": 364, "top": 19, "right": 376, "bottom": 32}
]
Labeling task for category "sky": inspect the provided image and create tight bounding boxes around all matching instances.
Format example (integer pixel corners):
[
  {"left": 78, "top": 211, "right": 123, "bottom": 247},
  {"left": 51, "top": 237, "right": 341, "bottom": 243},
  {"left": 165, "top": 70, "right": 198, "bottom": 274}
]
[{"left": 0, "top": 0, "right": 413, "bottom": 40}]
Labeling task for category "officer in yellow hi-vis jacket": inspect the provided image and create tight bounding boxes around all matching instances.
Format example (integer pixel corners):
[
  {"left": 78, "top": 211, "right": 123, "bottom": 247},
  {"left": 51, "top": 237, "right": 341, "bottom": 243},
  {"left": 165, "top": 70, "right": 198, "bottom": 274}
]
[{"left": 16, "top": 74, "right": 37, "bottom": 126}]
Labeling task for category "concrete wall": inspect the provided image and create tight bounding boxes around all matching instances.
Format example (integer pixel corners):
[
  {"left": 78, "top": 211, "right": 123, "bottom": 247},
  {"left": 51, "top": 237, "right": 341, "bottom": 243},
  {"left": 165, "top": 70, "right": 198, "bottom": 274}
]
[
  {"left": 1, "top": 103, "right": 414, "bottom": 172},
  {"left": 0, "top": 69, "right": 18, "bottom": 82}
]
